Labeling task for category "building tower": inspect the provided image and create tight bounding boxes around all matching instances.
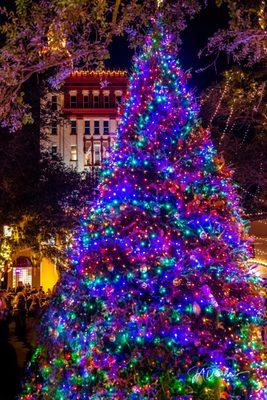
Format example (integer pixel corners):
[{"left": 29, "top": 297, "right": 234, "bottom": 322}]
[{"left": 47, "top": 70, "right": 128, "bottom": 173}]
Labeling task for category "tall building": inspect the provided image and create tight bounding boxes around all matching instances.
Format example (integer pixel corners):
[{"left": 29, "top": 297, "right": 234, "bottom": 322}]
[
  {"left": 4, "top": 71, "right": 128, "bottom": 291},
  {"left": 47, "top": 70, "right": 128, "bottom": 172}
]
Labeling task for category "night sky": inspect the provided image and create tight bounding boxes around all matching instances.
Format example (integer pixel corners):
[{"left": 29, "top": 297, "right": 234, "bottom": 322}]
[{"left": 108, "top": 2, "right": 229, "bottom": 94}]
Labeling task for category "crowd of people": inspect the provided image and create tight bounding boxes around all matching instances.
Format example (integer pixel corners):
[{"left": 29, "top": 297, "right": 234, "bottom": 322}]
[
  {"left": 0, "top": 283, "right": 52, "bottom": 399},
  {"left": 0, "top": 282, "right": 52, "bottom": 345}
]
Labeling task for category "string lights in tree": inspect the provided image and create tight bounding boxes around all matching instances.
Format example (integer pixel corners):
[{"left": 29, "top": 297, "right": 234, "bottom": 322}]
[
  {"left": 219, "top": 98, "right": 235, "bottom": 145},
  {"left": 208, "top": 79, "right": 230, "bottom": 126},
  {"left": 258, "top": 1, "right": 266, "bottom": 30},
  {"left": 21, "top": 16, "right": 266, "bottom": 400}
]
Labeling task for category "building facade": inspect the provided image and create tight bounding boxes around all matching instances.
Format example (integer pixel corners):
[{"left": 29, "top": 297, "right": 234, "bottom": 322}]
[
  {"left": 3, "top": 70, "right": 128, "bottom": 291},
  {"left": 47, "top": 70, "right": 128, "bottom": 172}
]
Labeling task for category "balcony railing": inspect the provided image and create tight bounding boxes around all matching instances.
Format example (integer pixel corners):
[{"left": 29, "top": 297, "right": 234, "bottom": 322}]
[{"left": 66, "top": 100, "right": 122, "bottom": 109}]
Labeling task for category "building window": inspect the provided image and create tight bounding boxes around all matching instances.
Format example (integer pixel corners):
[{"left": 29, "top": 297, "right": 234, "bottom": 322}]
[
  {"left": 84, "top": 141, "right": 91, "bottom": 166},
  {"left": 12, "top": 257, "right": 33, "bottom": 288},
  {"left": 116, "top": 95, "right": 122, "bottom": 104},
  {"left": 94, "top": 120, "right": 100, "bottom": 135},
  {"left": 94, "top": 144, "right": 101, "bottom": 166},
  {"left": 103, "top": 120, "right": 109, "bottom": 135},
  {"left": 51, "top": 145, "right": 57, "bottom": 158},
  {"left": 93, "top": 95, "right": 99, "bottom": 108},
  {"left": 84, "top": 120, "right": 90, "bottom": 135},
  {"left": 104, "top": 95, "right": 109, "bottom": 108},
  {"left": 103, "top": 144, "right": 110, "bottom": 160},
  {"left": 70, "top": 145, "right": 77, "bottom": 161},
  {"left": 83, "top": 95, "right": 89, "bottom": 108},
  {"left": 51, "top": 120, "right": 57, "bottom": 135},
  {"left": 70, "top": 95, "right": 77, "bottom": 108},
  {"left": 51, "top": 95, "right": 57, "bottom": 110},
  {"left": 70, "top": 120, "right": 77, "bottom": 135}
]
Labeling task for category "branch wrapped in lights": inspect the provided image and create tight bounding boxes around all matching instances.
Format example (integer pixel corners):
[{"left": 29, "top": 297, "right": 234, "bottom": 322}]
[{"left": 21, "top": 17, "right": 266, "bottom": 400}]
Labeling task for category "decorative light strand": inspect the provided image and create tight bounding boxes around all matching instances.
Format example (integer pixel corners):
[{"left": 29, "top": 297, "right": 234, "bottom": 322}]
[{"left": 209, "top": 80, "right": 229, "bottom": 125}]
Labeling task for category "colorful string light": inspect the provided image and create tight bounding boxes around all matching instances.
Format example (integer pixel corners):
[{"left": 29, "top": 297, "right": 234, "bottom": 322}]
[{"left": 21, "top": 17, "right": 266, "bottom": 400}]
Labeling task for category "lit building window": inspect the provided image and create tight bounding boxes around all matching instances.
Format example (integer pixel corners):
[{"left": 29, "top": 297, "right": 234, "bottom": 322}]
[
  {"left": 12, "top": 257, "right": 33, "bottom": 288},
  {"left": 70, "top": 145, "right": 77, "bottom": 161},
  {"left": 3, "top": 225, "right": 12, "bottom": 237},
  {"left": 51, "top": 95, "right": 57, "bottom": 110},
  {"left": 51, "top": 120, "right": 57, "bottom": 135},
  {"left": 83, "top": 95, "right": 89, "bottom": 108},
  {"left": 51, "top": 145, "right": 57, "bottom": 158},
  {"left": 104, "top": 95, "right": 109, "bottom": 108},
  {"left": 84, "top": 120, "right": 90, "bottom": 135},
  {"left": 94, "top": 120, "right": 100, "bottom": 135},
  {"left": 13, "top": 267, "right": 32, "bottom": 288},
  {"left": 93, "top": 95, "right": 99, "bottom": 108},
  {"left": 70, "top": 95, "right": 77, "bottom": 107},
  {"left": 94, "top": 144, "right": 101, "bottom": 166},
  {"left": 103, "top": 144, "right": 110, "bottom": 160},
  {"left": 70, "top": 120, "right": 77, "bottom": 135},
  {"left": 84, "top": 141, "right": 91, "bottom": 166},
  {"left": 103, "top": 120, "right": 109, "bottom": 135}
]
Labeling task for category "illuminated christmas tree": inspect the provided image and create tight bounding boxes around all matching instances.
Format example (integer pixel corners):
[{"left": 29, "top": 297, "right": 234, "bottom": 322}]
[{"left": 22, "top": 18, "right": 266, "bottom": 400}]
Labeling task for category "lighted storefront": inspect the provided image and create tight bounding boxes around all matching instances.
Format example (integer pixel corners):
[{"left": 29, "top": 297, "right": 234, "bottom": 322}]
[{"left": 12, "top": 256, "right": 33, "bottom": 288}]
